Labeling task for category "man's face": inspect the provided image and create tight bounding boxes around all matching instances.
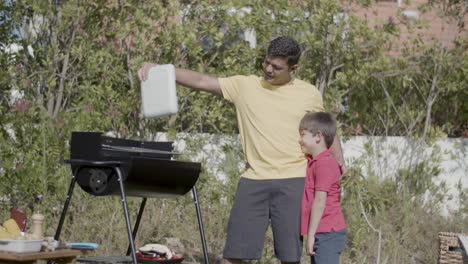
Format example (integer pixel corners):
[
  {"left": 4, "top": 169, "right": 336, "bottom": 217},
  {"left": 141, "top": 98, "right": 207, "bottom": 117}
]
[{"left": 262, "top": 55, "right": 297, "bottom": 85}]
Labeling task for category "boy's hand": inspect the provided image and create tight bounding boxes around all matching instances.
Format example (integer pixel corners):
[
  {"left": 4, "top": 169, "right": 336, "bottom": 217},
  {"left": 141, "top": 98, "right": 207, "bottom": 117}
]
[
  {"left": 138, "top": 62, "right": 158, "bottom": 81},
  {"left": 306, "top": 236, "right": 315, "bottom": 256}
]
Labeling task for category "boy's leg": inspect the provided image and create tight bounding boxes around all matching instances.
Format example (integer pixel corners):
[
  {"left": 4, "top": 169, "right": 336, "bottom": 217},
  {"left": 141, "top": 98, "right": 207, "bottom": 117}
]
[
  {"left": 312, "top": 229, "right": 347, "bottom": 264},
  {"left": 270, "top": 177, "right": 305, "bottom": 263},
  {"left": 223, "top": 178, "right": 271, "bottom": 260}
]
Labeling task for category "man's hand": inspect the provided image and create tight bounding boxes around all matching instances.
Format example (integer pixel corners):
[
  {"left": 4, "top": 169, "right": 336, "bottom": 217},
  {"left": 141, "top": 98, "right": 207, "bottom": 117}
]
[
  {"left": 339, "top": 162, "right": 347, "bottom": 175},
  {"left": 138, "top": 62, "right": 158, "bottom": 81},
  {"left": 306, "top": 236, "right": 315, "bottom": 256}
]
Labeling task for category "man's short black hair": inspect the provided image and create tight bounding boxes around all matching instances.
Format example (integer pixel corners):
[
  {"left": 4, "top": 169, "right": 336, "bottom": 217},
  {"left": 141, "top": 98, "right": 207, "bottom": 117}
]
[{"left": 267, "top": 36, "right": 301, "bottom": 66}]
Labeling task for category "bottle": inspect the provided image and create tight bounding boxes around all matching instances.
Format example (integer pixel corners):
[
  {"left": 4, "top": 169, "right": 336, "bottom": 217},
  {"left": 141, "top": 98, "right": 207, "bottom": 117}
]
[{"left": 31, "top": 213, "right": 45, "bottom": 239}]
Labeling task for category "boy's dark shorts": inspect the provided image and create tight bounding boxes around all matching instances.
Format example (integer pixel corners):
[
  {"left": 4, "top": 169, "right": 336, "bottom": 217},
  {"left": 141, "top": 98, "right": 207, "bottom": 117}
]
[
  {"left": 223, "top": 177, "right": 305, "bottom": 262},
  {"left": 312, "top": 229, "right": 347, "bottom": 264}
]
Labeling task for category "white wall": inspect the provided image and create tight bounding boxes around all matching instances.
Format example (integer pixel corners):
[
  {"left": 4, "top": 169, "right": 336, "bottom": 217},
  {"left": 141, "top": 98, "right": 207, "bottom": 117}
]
[{"left": 149, "top": 133, "right": 467, "bottom": 216}]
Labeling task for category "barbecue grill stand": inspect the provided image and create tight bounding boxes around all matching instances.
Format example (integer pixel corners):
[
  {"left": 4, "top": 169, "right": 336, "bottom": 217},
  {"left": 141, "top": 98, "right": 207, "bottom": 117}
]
[{"left": 53, "top": 159, "right": 210, "bottom": 264}]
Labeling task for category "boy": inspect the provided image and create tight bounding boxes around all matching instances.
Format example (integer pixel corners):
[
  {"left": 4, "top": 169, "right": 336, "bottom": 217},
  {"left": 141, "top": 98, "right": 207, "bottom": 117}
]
[{"left": 298, "top": 112, "right": 347, "bottom": 264}]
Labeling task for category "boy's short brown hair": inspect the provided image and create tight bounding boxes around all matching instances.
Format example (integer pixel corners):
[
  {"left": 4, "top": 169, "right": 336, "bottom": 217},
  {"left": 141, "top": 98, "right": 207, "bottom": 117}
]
[{"left": 299, "top": 112, "right": 337, "bottom": 148}]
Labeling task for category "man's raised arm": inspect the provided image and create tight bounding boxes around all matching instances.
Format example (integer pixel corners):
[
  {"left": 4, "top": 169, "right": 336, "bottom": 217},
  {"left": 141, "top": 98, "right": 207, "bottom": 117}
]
[{"left": 138, "top": 63, "right": 222, "bottom": 96}]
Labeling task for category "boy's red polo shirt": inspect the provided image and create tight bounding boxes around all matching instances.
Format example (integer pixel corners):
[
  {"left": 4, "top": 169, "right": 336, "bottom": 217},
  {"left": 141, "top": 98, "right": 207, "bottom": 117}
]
[{"left": 300, "top": 149, "right": 346, "bottom": 235}]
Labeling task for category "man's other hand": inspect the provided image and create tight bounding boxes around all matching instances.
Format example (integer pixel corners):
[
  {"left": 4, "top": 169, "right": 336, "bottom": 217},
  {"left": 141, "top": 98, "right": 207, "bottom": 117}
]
[{"left": 339, "top": 163, "right": 347, "bottom": 176}]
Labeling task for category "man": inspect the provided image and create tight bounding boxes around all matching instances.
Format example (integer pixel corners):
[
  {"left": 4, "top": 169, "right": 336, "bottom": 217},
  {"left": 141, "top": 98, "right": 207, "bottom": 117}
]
[{"left": 138, "top": 36, "right": 345, "bottom": 264}]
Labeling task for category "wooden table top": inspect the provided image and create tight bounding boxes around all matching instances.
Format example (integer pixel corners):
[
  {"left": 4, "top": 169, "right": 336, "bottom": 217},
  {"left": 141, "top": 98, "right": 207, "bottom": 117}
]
[{"left": 0, "top": 249, "right": 84, "bottom": 261}]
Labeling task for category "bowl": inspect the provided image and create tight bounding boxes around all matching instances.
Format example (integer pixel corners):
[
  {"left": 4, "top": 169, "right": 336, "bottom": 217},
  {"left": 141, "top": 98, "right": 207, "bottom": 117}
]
[{"left": 0, "top": 239, "right": 42, "bottom": 253}]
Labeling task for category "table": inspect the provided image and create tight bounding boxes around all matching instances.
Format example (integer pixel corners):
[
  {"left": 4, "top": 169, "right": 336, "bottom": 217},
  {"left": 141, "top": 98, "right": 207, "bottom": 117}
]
[{"left": 0, "top": 249, "right": 86, "bottom": 264}]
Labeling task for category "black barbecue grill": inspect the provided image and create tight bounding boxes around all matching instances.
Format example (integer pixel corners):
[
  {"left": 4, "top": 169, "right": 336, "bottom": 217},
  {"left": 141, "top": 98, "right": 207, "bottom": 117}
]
[{"left": 54, "top": 132, "right": 209, "bottom": 264}]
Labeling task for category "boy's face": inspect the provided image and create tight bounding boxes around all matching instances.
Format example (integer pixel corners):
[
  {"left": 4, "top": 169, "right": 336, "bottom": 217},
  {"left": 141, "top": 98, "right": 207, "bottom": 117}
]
[
  {"left": 262, "top": 55, "right": 298, "bottom": 85},
  {"left": 298, "top": 129, "right": 317, "bottom": 155}
]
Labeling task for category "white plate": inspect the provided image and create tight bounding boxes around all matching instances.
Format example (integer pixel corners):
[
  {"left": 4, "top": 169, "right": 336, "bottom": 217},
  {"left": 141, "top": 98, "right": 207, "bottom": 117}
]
[
  {"left": 141, "top": 64, "right": 178, "bottom": 118},
  {"left": 0, "top": 239, "right": 42, "bottom": 253}
]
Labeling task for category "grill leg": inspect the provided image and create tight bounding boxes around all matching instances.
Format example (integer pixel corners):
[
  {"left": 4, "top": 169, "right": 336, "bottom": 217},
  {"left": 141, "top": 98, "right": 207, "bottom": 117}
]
[
  {"left": 49, "top": 168, "right": 78, "bottom": 264},
  {"left": 192, "top": 186, "right": 210, "bottom": 264},
  {"left": 54, "top": 168, "right": 78, "bottom": 241},
  {"left": 114, "top": 167, "right": 137, "bottom": 264},
  {"left": 126, "top": 197, "right": 147, "bottom": 255}
]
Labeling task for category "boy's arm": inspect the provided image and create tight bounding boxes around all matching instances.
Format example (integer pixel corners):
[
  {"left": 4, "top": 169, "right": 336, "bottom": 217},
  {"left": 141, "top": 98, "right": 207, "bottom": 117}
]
[
  {"left": 138, "top": 63, "right": 222, "bottom": 96},
  {"left": 306, "top": 190, "right": 327, "bottom": 255},
  {"left": 330, "top": 135, "right": 346, "bottom": 174}
]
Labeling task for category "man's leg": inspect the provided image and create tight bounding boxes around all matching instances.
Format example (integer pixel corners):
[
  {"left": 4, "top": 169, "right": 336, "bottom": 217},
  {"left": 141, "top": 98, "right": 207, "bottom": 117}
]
[
  {"left": 270, "top": 178, "right": 305, "bottom": 263},
  {"left": 223, "top": 178, "right": 271, "bottom": 261},
  {"left": 221, "top": 259, "right": 242, "bottom": 264}
]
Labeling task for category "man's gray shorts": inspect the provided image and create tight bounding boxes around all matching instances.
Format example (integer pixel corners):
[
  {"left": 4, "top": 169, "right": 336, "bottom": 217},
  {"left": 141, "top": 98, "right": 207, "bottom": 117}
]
[{"left": 223, "top": 177, "right": 305, "bottom": 262}]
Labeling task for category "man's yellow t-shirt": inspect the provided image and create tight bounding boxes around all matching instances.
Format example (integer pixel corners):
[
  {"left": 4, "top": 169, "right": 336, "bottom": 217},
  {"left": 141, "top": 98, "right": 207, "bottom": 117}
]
[{"left": 219, "top": 75, "right": 324, "bottom": 180}]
